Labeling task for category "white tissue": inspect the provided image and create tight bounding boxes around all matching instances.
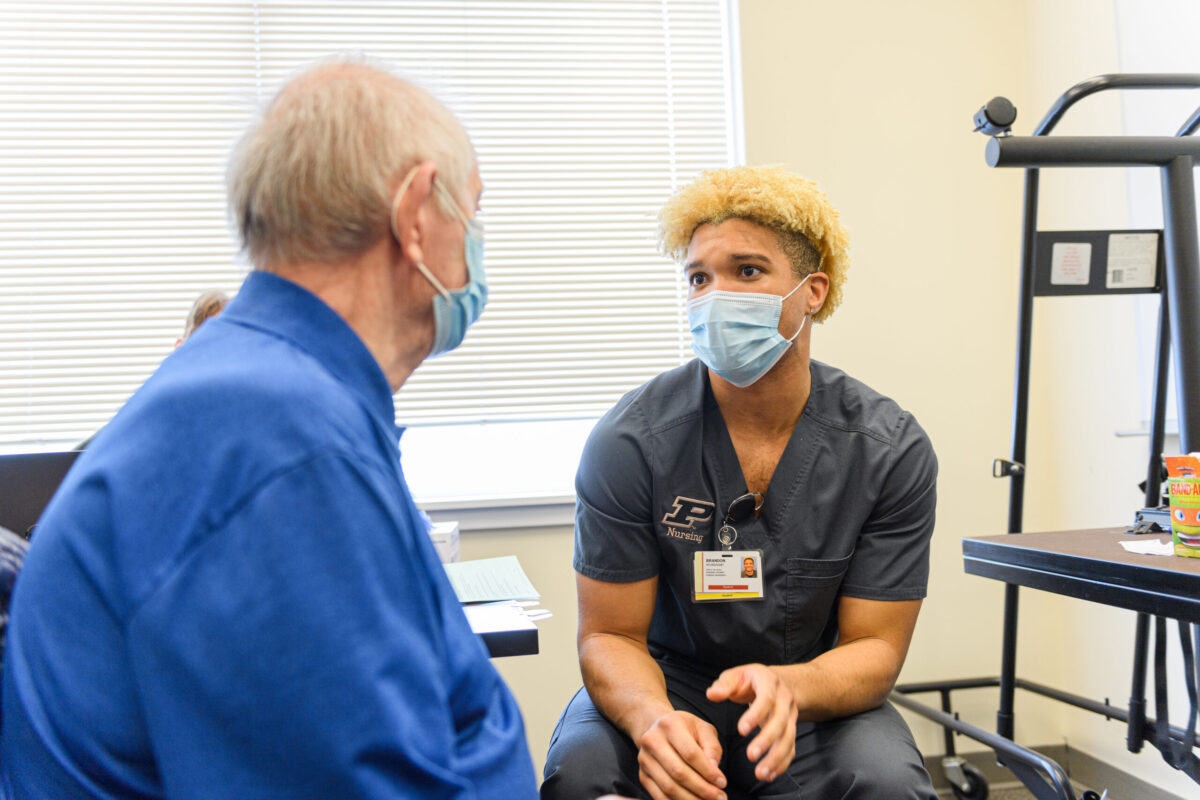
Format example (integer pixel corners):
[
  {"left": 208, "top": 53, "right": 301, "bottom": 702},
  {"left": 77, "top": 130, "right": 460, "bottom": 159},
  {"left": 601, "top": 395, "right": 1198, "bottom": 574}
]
[{"left": 1120, "top": 538, "right": 1176, "bottom": 556}]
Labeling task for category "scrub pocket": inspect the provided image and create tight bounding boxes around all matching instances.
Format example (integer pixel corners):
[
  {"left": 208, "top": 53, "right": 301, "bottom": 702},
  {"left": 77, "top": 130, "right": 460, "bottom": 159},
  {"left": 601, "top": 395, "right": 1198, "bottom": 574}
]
[{"left": 784, "top": 554, "right": 852, "bottom": 662}]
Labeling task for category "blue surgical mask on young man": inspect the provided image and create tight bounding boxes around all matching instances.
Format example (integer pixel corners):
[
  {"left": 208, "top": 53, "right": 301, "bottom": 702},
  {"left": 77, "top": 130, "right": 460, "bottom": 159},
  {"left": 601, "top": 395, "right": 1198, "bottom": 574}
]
[
  {"left": 391, "top": 167, "right": 488, "bottom": 358},
  {"left": 686, "top": 273, "right": 814, "bottom": 388}
]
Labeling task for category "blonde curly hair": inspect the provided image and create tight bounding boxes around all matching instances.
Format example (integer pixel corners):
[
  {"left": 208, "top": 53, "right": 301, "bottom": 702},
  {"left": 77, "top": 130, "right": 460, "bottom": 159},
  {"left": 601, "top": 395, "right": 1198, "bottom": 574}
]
[{"left": 657, "top": 165, "right": 850, "bottom": 322}]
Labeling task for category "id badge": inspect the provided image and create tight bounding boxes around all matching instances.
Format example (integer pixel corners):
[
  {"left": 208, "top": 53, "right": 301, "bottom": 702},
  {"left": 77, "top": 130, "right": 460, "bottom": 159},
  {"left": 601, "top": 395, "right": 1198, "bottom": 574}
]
[{"left": 692, "top": 550, "right": 764, "bottom": 602}]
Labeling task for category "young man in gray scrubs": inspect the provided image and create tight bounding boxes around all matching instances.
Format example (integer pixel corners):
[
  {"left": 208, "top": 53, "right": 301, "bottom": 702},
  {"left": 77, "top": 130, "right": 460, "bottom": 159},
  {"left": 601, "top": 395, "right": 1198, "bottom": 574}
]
[{"left": 542, "top": 166, "right": 939, "bottom": 800}]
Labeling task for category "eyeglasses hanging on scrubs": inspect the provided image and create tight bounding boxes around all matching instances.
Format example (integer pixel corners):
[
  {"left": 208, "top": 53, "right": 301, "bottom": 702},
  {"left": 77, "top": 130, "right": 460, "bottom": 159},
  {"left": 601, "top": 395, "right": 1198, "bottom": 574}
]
[
  {"left": 717, "top": 491, "right": 764, "bottom": 551},
  {"left": 391, "top": 167, "right": 488, "bottom": 358},
  {"left": 686, "top": 272, "right": 815, "bottom": 388}
]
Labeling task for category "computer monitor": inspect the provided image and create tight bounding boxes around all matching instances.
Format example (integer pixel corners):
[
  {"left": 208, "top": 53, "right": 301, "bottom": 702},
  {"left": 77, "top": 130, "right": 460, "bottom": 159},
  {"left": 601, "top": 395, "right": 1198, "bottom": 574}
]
[{"left": 0, "top": 451, "right": 81, "bottom": 540}]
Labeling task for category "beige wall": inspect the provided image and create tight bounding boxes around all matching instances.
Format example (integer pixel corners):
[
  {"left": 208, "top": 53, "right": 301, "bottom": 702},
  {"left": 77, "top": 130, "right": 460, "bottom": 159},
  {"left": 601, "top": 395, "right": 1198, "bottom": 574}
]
[
  {"left": 1006, "top": 1, "right": 1199, "bottom": 796},
  {"left": 480, "top": 2, "right": 1199, "bottom": 795},
  {"left": 460, "top": 525, "right": 578, "bottom": 780},
  {"left": 738, "top": 0, "right": 1052, "bottom": 752},
  {"left": 742, "top": 0, "right": 1199, "bottom": 795}
]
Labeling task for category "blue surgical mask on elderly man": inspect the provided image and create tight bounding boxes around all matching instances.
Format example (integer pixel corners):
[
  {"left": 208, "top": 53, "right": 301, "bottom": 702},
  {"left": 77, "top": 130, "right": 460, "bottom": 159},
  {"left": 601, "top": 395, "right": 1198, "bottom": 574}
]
[
  {"left": 391, "top": 168, "right": 488, "bottom": 358},
  {"left": 686, "top": 273, "right": 814, "bottom": 388}
]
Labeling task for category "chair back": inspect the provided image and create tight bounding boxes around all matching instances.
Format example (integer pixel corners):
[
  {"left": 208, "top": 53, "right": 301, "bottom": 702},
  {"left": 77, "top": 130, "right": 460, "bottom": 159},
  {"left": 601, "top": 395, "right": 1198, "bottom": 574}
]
[
  {"left": 0, "top": 451, "right": 80, "bottom": 540},
  {"left": 0, "top": 525, "right": 28, "bottom": 728}
]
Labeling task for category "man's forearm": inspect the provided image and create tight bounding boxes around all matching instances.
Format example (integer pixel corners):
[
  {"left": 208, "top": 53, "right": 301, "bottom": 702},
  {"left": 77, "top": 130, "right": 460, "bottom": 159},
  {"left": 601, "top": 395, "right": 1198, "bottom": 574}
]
[
  {"left": 773, "top": 637, "right": 903, "bottom": 722},
  {"left": 579, "top": 633, "right": 675, "bottom": 746}
]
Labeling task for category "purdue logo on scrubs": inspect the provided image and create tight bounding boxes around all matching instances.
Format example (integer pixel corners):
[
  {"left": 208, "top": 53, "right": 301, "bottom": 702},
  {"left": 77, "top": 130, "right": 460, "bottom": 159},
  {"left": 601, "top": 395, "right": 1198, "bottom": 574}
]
[{"left": 662, "top": 497, "right": 715, "bottom": 542}]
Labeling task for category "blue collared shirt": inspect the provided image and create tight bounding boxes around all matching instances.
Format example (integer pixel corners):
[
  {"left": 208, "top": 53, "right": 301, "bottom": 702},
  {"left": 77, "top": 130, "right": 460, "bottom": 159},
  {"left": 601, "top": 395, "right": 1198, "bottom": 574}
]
[{"left": 1, "top": 271, "right": 536, "bottom": 799}]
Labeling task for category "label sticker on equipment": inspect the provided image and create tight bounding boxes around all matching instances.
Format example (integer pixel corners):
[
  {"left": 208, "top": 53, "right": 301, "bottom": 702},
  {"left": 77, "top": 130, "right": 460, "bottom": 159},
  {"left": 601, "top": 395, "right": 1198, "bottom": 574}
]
[
  {"left": 1106, "top": 233, "right": 1157, "bottom": 289},
  {"left": 1050, "top": 242, "right": 1091, "bottom": 285}
]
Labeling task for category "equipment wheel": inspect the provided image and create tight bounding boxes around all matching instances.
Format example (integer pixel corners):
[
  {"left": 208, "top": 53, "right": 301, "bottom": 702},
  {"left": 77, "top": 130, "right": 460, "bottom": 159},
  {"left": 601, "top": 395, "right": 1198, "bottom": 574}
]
[{"left": 949, "top": 761, "right": 989, "bottom": 800}]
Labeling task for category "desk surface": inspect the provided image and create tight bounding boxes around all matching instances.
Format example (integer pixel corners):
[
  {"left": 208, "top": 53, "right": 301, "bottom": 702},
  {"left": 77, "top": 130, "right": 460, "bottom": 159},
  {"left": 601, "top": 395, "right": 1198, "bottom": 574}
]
[
  {"left": 464, "top": 603, "right": 540, "bottom": 658},
  {"left": 963, "top": 527, "right": 1200, "bottom": 623},
  {"left": 477, "top": 625, "right": 539, "bottom": 658}
]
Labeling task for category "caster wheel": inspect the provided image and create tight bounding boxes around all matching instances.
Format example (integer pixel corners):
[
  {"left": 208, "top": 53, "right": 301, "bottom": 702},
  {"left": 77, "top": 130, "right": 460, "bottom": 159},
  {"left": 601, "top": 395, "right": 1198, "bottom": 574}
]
[{"left": 949, "top": 761, "right": 988, "bottom": 800}]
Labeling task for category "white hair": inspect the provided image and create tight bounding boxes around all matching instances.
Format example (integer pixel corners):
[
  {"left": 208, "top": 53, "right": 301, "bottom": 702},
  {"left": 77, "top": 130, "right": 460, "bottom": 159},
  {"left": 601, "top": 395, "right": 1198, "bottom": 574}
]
[{"left": 228, "top": 55, "right": 475, "bottom": 269}]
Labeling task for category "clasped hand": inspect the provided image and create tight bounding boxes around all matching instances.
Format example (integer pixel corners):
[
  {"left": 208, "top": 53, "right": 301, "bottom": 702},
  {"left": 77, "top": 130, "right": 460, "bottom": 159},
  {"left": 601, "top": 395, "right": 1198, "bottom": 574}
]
[{"left": 635, "top": 664, "right": 797, "bottom": 800}]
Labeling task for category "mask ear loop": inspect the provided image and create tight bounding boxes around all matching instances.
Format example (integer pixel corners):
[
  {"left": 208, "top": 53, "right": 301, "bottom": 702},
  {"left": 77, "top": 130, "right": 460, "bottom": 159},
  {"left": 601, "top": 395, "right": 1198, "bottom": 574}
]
[
  {"left": 432, "top": 178, "right": 471, "bottom": 228},
  {"left": 414, "top": 263, "right": 452, "bottom": 301},
  {"left": 390, "top": 165, "right": 420, "bottom": 243},
  {"left": 390, "top": 166, "right": 452, "bottom": 300},
  {"left": 782, "top": 273, "right": 815, "bottom": 343}
]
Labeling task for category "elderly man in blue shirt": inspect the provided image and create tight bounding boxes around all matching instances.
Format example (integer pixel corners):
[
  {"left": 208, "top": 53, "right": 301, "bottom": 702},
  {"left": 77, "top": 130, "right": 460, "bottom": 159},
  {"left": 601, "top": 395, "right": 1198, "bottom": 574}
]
[{"left": 1, "top": 58, "right": 537, "bottom": 799}]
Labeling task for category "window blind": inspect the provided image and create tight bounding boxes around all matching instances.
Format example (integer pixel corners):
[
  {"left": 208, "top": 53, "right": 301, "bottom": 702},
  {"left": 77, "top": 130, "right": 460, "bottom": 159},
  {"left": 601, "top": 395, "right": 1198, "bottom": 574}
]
[{"left": 0, "top": 0, "right": 741, "bottom": 448}]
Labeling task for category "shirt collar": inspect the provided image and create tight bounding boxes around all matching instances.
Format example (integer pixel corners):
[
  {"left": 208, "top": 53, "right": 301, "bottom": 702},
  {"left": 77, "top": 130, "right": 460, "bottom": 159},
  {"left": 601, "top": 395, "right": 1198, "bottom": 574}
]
[{"left": 221, "top": 270, "right": 398, "bottom": 433}]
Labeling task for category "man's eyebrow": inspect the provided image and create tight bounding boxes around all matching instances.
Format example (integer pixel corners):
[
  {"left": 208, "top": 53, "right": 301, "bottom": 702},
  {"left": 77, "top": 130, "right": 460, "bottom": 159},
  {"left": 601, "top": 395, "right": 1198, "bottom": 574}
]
[
  {"left": 684, "top": 251, "right": 772, "bottom": 272},
  {"left": 729, "top": 252, "right": 771, "bottom": 263}
]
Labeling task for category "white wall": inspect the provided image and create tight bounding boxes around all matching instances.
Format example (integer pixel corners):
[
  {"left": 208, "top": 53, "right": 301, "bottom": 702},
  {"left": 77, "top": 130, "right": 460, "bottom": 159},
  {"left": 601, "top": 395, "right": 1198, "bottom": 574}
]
[{"left": 479, "top": 2, "right": 1200, "bottom": 795}]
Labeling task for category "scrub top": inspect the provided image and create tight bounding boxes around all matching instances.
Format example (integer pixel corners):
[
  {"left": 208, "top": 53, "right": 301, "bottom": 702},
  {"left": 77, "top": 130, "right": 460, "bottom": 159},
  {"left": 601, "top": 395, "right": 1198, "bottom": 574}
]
[{"left": 573, "top": 359, "right": 937, "bottom": 679}]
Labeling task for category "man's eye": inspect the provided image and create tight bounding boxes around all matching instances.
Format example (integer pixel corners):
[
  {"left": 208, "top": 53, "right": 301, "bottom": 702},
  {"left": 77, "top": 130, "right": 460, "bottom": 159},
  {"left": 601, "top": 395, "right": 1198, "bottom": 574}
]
[
  {"left": 738, "top": 265, "right": 760, "bottom": 277},
  {"left": 688, "top": 273, "right": 707, "bottom": 286}
]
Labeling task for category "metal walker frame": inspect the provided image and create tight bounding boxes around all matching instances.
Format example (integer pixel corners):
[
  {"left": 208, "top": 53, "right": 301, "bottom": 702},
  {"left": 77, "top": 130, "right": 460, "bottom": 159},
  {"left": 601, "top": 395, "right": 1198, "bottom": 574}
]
[{"left": 892, "top": 75, "right": 1200, "bottom": 800}]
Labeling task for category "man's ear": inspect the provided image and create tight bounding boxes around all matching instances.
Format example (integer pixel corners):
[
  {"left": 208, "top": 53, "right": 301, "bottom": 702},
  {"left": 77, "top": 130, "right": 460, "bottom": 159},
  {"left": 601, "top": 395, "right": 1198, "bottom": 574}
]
[
  {"left": 805, "top": 271, "right": 831, "bottom": 315},
  {"left": 391, "top": 161, "right": 439, "bottom": 266}
]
